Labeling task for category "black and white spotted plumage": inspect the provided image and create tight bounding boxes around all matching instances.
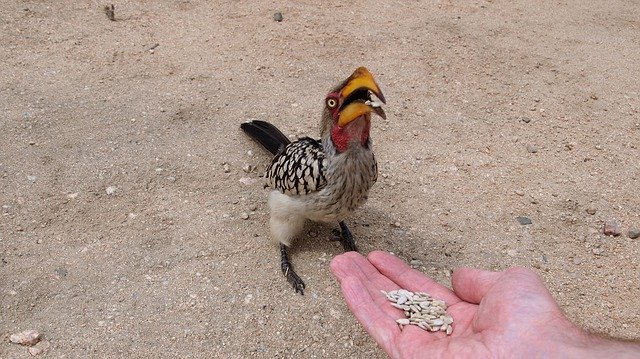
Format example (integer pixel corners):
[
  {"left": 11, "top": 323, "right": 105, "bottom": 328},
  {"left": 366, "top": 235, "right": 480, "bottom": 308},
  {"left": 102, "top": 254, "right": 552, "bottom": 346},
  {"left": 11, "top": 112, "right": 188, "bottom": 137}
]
[
  {"left": 240, "top": 66, "right": 386, "bottom": 295},
  {"left": 265, "top": 137, "right": 328, "bottom": 196}
]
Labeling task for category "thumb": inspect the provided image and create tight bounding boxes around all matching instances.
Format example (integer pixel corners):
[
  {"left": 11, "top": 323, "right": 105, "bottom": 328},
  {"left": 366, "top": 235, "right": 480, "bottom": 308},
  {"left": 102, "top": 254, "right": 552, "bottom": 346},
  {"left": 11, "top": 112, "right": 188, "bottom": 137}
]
[{"left": 451, "top": 267, "right": 503, "bottom": 304}]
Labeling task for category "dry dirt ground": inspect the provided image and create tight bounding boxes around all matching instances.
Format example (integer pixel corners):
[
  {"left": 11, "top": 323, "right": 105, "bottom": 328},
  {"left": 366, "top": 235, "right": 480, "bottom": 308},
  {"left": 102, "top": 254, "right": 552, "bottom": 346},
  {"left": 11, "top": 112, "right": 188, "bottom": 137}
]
[{"left": 1, "top": 1, "right": 639, "bottom": 358}]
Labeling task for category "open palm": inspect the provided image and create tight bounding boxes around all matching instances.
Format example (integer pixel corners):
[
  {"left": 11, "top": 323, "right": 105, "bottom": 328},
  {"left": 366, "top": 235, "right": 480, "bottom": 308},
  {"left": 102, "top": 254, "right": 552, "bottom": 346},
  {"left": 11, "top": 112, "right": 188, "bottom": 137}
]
[{"left": 330, "top": 251, "right": 578, "bottom": 359}]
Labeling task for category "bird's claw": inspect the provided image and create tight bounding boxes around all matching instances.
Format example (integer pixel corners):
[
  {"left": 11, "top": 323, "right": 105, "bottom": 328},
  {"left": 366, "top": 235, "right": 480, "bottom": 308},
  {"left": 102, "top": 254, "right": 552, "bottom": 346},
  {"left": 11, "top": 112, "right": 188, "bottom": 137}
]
[{"left": 285, "top": 270, "right": 306, "bottom": 295}]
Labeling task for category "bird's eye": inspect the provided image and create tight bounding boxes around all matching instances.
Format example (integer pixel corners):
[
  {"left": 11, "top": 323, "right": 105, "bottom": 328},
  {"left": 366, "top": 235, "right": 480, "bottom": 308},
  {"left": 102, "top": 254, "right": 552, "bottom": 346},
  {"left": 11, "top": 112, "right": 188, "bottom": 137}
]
[{"left": 326, "top": 98, "right": 338, "bottom": 109}]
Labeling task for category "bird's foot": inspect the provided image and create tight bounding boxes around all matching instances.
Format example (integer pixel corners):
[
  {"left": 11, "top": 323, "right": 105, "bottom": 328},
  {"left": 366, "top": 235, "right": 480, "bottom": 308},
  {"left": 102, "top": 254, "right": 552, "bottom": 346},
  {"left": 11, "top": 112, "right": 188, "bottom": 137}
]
[
  {"left": 337, "top": 221, "right": 358, "bottom": 252},
  {"left": 280, "top": 243, "right": 305, "bottom": 294}
]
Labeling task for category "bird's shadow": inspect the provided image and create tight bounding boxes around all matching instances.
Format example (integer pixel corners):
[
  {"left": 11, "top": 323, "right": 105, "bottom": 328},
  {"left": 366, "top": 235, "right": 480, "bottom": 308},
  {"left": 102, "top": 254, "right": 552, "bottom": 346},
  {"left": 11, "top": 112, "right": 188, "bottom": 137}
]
[{"left": 289, "top": 206, "right": 460, "bottom": 272}]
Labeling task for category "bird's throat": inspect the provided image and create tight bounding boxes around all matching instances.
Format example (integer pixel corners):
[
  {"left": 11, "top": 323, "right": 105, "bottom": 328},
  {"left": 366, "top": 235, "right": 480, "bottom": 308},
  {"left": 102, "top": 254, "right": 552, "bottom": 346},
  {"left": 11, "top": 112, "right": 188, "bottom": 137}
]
[{"left": 330, "top": 116, "right": 370, "bottom": 153}]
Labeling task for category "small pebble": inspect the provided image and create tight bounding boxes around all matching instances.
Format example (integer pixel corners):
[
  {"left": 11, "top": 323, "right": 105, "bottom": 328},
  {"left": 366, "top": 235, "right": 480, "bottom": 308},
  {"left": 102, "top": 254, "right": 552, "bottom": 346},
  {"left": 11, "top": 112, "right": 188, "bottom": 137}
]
[
  {"left": 585, "top": 206, "right": 596, "bottom": 215},
  {"left": 105, "top": 186, "right": 118, "bottom": 195},
  {"left": 273, "top": 12, "right": 283, "bottom": 22},
  {"left": 516, "top": 216, "right": 532, "bottom": 225},
  {"left": 10, "top": 330, "right": 41, "bottom": 346},
  {"left": 526, "top": 144, "right": 538, "bottom": 153},
  {"left": 28, "top": 340, "right": 50, "bottom": 356},
  {"left": 514, "top": 189, "right": 525, "bottom": 196},
  {"left": 242, "top": 165, "right": 254, "bottom": 173},
  {"left": 240, "top": 212, "right": 249, "bottom": 220},
  {"left": 628, "top": 228, "right": 640, "bottom": 239},
  {"left": 54, "top": 268, "right": 68, "bottom": 277},
  {"left": 248, "top": 204, "right": 257, "bottom": 212},
  {"left": 410, "top": 259, "right": 423, "bottom": 267},
  {"left": 27, "top": 175, "right": 37, "bottom": 183},
  {"left": 521, "top": 117, "right": 531, "bottom": 123},
  {"left": 223, "top": 163, "right": 231, "bottom": 173},
  {"left": 603, "top": 221, "right": 621, "bottom": 236}
]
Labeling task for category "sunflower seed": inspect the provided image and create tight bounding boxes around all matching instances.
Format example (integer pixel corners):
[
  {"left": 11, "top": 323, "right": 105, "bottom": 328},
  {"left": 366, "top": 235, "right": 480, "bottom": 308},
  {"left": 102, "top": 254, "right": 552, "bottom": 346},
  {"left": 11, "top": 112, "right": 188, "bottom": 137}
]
[{"left": 383, "top": 288, "right": 454, "bottom": 335}]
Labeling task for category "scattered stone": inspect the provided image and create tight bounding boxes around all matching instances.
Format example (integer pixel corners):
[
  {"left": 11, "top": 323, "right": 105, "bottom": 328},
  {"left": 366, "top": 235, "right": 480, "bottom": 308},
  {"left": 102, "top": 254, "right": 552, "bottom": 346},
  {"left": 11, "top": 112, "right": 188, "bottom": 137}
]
[
  {"left": 273, "top": 12, "right": 283, "bottom": 22},
  {"left": 240, "top": 212, "right": 249, "bottom": 220},
  {"left": 514, "top": 189, "right": 525, "bottom": 196},
  {"left": 105, "top": 186, "right": 117, "bottom": 195},
  {"left": 10, "top": 329, "right": 41, "bottom": 346},
  {"left": 516, "top": 216, "right": 532, "bottom": 225},
  {"left": 410, "top": 259, "right": 423, "bottom": 267},
  {"left": 244, "top": 294, "right": 253, "bottom": 304},
  {"left": 223, "top": 163, "right": 231, "bottom": 173},
  {"left": 521, "top": 117, "right": 531, "bottom": 123},
  {"left": 248, "top": 204, "right": 257, "bottom": 212},
  {"left": 67, "top": 192, "right": 79, "bottom": 199},
  {"left": 507, "top": 249, "right": 518, "bottom": 257},
  {"left": 28, "top": 340, "right": 50, "bottom": 356},
  {"left": 239, "top": 177, "right": 257, "bottom": 185},
  {"left": 27, "top": 175, "right": 37, "bottom": 183},
  {"left": 628, "top": 228, "right": 640, "bottom": 239},
  {"left": 308, "top": 230, "right": 318, "bottom": 237},
  {"left": 526, "top": 144, "right": 538, "bottom": 153},
  {"left": 603, "top": 221, "right": 621, "bottom": 236},
  {"left": 592, "top": 247, "right": 604, "bottom": 255},
  {"left": 585, "top": 206, "right": 596, "bottom": 215},
  {"left": 54, "top": 267, "right": 68, "bottom": 277},
  {"left": 242, "top": 165, "right": 255, "bottom": 173}
]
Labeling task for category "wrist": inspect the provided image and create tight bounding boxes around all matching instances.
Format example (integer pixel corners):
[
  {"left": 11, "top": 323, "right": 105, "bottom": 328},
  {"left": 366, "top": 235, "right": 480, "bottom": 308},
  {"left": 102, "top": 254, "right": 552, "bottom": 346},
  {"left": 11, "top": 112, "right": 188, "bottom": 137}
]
[{"left": 556, "top": 325, "right": 640, "bottom": 358}]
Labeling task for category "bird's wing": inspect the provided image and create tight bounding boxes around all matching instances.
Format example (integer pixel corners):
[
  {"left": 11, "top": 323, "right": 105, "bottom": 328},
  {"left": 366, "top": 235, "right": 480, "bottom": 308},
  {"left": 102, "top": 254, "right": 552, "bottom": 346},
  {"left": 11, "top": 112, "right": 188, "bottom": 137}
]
[{"left": 265, "top": 137, "right": 327, "bottom": 196}]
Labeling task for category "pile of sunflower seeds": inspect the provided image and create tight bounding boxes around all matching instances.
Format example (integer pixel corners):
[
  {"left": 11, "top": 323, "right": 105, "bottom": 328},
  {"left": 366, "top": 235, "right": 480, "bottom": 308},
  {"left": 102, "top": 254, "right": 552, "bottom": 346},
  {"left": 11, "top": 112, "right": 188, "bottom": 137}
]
[{"left": 382, "top": 289, "right": 454, "bottom": 335}]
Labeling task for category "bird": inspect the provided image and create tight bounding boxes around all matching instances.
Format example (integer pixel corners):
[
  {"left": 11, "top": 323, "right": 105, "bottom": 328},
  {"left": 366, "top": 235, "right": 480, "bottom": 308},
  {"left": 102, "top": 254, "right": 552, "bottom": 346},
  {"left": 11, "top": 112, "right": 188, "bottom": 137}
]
[{"left": 240, "top": 67, "right": 386, "bottom": 294}]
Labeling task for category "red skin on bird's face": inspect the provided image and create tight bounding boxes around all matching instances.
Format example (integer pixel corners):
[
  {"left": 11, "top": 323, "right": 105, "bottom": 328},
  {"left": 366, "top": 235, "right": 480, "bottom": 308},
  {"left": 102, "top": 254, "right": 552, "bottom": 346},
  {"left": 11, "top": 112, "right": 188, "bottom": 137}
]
[{"left": 330, "top": 116, "right": 371, "bottom": 153}]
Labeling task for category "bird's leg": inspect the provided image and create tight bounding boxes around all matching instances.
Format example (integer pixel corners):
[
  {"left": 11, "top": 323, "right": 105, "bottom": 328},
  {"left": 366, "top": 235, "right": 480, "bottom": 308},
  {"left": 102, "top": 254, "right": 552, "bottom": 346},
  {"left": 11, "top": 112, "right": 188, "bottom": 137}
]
[
  {"left": 280, "top": 243, "right": 305, "bottom": 294},
  {"left": 337, "top": 221, "right": 358, "bottom": 252}
]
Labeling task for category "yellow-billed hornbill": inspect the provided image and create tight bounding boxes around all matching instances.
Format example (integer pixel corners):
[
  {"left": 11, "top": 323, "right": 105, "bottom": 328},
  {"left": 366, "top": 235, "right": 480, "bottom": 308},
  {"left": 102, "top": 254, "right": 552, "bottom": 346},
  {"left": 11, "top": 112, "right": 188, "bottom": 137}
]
[{"left": 241, "top": 67, "right": 386, "bottom": 294}]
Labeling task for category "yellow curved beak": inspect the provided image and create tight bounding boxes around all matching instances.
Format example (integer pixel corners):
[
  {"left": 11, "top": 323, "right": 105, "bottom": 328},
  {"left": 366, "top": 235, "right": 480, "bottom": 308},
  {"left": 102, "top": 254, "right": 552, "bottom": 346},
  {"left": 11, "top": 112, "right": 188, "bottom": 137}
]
[{"left": 337, "top": 67, "right": 386, "bottom": 127}]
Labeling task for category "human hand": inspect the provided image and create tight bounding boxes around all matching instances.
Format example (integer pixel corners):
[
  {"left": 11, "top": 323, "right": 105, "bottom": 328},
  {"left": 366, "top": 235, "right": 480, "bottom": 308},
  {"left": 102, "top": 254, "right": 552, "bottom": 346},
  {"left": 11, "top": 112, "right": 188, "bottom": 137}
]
[{"left": 330, "top": 251, "right": 639, "bottom": 358}]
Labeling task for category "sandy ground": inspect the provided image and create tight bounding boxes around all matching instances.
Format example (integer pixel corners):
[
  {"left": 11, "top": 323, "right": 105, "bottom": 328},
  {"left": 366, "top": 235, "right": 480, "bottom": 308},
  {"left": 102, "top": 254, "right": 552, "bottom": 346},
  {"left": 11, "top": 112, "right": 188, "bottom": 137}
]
[{"left": 1, "top": 1, "right": 639, "bottom": 357}]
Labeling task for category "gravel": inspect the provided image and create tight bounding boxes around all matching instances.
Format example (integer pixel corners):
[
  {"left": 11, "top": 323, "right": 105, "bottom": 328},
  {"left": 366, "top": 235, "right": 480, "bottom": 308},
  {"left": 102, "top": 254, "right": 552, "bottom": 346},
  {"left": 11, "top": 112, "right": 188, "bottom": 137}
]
[
  {"left": 10, "top": 329, "right": 41, "bottom": 346},
  {"left": 516, "top": 216, "right": 532, "bottom": 225},
  {"left": 603, "top": 220, "right": 621, "bottom": 236}
]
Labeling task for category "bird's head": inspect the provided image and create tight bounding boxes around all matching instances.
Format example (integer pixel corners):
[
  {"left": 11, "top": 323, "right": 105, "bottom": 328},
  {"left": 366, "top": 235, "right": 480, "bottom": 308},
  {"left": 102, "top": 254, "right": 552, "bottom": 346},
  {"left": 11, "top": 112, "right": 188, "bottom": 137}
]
[{"left": 321, "top": 67, "right": 386, "bottom": 152}]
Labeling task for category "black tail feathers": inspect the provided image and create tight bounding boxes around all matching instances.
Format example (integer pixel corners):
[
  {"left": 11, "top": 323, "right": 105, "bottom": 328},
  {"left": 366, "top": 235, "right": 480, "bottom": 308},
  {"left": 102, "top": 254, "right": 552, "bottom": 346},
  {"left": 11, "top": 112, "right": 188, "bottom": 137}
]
[{"left": 240, "top": 120, "right": 291, "bottom": 155}]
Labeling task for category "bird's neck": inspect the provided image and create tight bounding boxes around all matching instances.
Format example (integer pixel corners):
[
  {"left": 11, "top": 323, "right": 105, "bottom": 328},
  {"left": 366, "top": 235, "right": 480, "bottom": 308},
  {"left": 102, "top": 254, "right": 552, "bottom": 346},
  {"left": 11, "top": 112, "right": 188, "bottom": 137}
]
[{"left": 329, "top": 117, "right": 371, "bottom": 153}]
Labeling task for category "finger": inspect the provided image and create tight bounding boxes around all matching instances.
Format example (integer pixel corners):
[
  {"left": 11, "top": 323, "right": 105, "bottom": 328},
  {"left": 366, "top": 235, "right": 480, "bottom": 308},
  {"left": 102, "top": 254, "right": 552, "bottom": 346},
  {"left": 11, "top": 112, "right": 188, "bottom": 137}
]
[
  {"left": 337, "top": 275, "right": 400, "bottom": 354},
  {"left": 331, "top": 252, "right": 405, "bottom": 317},
  {"left": 451, "top": 267, "right": 502, "bottom": 304},
  {"left": 367, "top": 251, "right": 460, "bottom": 305},
  {"left": 331, "top": 252, "right": 398, "bottom": 292}
]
